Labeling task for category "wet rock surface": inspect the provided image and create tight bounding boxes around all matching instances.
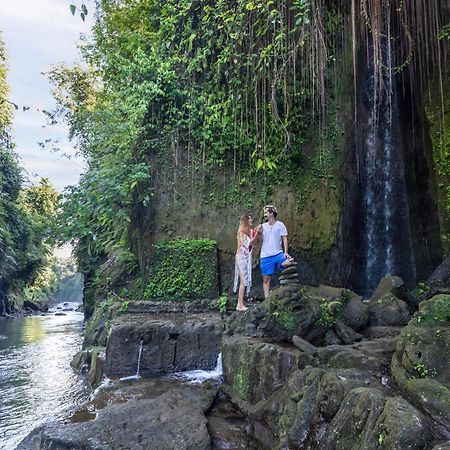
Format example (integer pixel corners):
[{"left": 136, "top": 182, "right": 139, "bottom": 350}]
[
  {"left": 105, "top": 313, "right": 223, "bottom": 377},
  {"left": 207, "top": 391, "right": 259, "bottom": 450},
  {"left": 22, "top": 283, "right": 449, "bottom": 450},
  {"left": 18, "top": 379, "right": 217, "bottom": 450}
]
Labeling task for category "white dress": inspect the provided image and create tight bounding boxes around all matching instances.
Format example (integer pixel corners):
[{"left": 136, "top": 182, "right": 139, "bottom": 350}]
[{"left": 233, "top": 232, "right": 253, "bottom": 295}]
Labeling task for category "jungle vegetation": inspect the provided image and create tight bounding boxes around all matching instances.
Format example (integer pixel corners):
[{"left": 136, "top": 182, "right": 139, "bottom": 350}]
[
  {"left": 45, "top": 0, "right": 449, "bottom": 293},
  {"left": 0, "top": 37, "right": 62, "bottom": 306}
]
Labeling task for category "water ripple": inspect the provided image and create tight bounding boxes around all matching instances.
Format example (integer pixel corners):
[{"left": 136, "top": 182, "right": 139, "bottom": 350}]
[{"left": 0, "top": 309, "right": 90, "bottom": 449}]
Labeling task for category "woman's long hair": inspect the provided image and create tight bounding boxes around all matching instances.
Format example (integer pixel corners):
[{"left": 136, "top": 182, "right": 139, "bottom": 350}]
[{"left": 237, "top": 214, "right": 252, "bottom": 237}]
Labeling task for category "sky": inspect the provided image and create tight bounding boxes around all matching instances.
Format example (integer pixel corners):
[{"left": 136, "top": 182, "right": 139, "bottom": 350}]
[{"left": 0, "top": 0, "right": 94, "bottom": 192}]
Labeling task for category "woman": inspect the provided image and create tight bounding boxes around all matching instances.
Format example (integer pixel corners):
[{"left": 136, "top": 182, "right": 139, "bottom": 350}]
[{"left": 233, "top": 213, "right": 259, "bottom": 311}]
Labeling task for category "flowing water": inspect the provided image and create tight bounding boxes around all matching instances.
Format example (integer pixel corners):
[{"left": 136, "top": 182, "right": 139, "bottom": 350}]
[
  {"left": 169, "top": 352, "right": 223, "bottom": 384},
  {"left": 359, "top": 40, "right": 416, "bottom": 298},
  {"left": 0, "top": 303, "right": 90, "bottom": 449}
]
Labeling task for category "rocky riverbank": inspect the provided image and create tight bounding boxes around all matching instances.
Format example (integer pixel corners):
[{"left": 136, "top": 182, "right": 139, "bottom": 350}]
[{"left": 17, "top": 271, "right": 450, "bottom": 449}]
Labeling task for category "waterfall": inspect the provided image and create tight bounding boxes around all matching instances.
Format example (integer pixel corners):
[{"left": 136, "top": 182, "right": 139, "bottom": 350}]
[
  {"left": 359, "top": 38, "right": 416, "bottom": 298},
  {"left": 135, "top": 340, "right": 143, "bottom": 378},
  {"left": 120, "top": 340, "right": 143, "bottom": 381},
  {"left": 169, "top": 353, "right": 223, "bottom": 383}
]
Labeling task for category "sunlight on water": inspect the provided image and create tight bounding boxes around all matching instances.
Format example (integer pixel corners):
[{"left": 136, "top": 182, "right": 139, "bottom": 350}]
[{"left": 0, "top": 305, "right": 90, "bottom": 450}]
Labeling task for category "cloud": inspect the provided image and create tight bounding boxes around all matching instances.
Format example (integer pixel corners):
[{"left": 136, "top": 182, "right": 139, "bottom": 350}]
[
  {"left": 0, "top": 0, "right": 93, "bottom": 33},
  {"left": 21, "top": 155, "right": 86, "bottom": 191},
  {"left": 0, "top": 0, "right": 92, "bottom": 191}
]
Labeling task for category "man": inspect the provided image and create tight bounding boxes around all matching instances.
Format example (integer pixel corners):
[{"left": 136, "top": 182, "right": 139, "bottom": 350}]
[{"left": 256, "top": 205, "right": 293, "bottom": 298}]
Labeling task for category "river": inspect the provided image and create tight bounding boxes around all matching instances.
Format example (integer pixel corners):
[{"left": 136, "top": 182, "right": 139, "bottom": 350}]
[{"left": 0, "top": 303, "right": 90, "bottom": 449}]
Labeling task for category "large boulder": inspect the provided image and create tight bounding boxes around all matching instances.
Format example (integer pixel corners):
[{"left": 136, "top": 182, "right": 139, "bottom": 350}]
[
  {"left": 320, "top": 389, "right": 432, "bottom": 450},
  {"left": 427, "top": 255, "right": 450, "bottom": 290},
  {"left": 23, "top": 300, "right": 48, "bottom": 312},
  {"left": 18, "top": 380, "right": 217, "bottom": 450},
  {"left": 391, "top": 294, "right": 450, "bottom": 434},
  {"left": 370, "top": 275, "right": 417, "bottom": 309},
  {"left": 367, "top": 293, "right": 411, "bottom": 326},
  {"left": 226, "top": 284, "right": 367, "bottom": 344},
  {"left": 104, "top": 313, "right": 222, "bottom": 377},
  {"left": 222, "top": 335, "right": 300, "bottom": 405}
]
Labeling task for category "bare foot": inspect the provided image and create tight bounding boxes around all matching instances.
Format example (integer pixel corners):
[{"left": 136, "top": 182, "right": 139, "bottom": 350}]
[{"left": 236, "top": 306, "right": 248, "bottom": 311}]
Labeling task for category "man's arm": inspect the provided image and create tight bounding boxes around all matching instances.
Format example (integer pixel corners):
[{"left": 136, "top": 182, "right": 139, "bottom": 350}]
[{"left": 282, "top": 235, "right": 291, "bottom": 259}]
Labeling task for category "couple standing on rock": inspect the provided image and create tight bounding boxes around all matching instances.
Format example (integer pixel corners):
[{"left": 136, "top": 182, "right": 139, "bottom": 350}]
[{"left": 233, "top": 205, "right": 294, "bottom": 311}]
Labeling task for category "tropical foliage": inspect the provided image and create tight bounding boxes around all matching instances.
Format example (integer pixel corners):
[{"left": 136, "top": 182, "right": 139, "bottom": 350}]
[
  {"left": 48, "top": 0, "right": 449, "bottom": 287},
  {"left": 0, "top": 37, "right": 61, "bottom": 308}
]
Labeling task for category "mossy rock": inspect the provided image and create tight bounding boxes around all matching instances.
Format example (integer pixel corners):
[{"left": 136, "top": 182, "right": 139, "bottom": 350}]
[
  {"left": 143, "top": 238, "right": 218, "bottom": 301},
  {"left": 84, "top": 300, "right": 122, "bottom": 347},
  {"left": 226, "top": 284, "right": 363, "bottom": 344},
  {"left": 222, "top": 335, "right": 300, "bottom": 405},
  {"left": 368, "top": 293, "right": 411, "bottom": 326},
  {"left": 370, "top": 275, "right": 418, "bottom": 310},
  {"left": 391, "top": 295, "right": 450, "bottom": 432},
  {"left": 88, "top": 346, "right": 106, "bottom": 388}
]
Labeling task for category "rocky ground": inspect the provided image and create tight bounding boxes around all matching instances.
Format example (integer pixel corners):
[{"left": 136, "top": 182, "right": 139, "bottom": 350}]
[{"left": 17, "top": 262, "right": 450, "bottom": 450}]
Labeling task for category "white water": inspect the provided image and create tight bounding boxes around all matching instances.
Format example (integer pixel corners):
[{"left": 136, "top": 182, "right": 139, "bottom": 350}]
[
  {"left": 168, "top": 353, "right": 223, "bottom": 384},
  {"left": 120, "top": 340, "right": 143, "bottom": 382}
]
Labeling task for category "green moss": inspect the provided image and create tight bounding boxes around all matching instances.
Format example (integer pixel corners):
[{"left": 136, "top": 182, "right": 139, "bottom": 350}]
[
  {"left": 425, "top": 79, "right": 450, "bottom": 251},
  {"left": 413, "top": 363, "right": 437, "bottom": 379},
  {"left": 273, "top": 310, "right": 297, "bottom": 330},
  {"left": 84, "top": 299, "right": 120, "bottom": 346},
  {"left": 316, "top": 289, "right": 351, "bottom": 328},
  {"left": 414, "top": 295, "right": 450, "bottom": 328},
  {"left": 233, "top": 350, "right": 253, "bottom": 401},
  {"left": 144, "top": 238, "right": 217, "bottom": 301}
]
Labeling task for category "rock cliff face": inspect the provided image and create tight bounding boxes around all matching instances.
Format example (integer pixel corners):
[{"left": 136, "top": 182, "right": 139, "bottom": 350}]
[
  {"left": 104, "top": 313, "right": 222, "bottom": 377},
  {"left": 129, "top": 67, "right": 444, "bottom": 301}
]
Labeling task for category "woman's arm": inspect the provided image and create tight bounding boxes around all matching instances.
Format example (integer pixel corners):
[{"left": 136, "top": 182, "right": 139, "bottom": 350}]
[{"left": 249, "top": 225, "right": 262, "bottom": 246}]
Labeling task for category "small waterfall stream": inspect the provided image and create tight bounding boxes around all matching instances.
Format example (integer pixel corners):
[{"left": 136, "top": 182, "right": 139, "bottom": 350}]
[
  {"left": 136, "top": 340, "right": 143, "bottom": 378},
  {"left": 120, "top": 340, "right": 143, "bottom": 381},
  {"left": 359, "top": 39, "right": 416, "bottom": 298},
  {"left": 169, "top": 352, "right": 223, "bottom": 383}
]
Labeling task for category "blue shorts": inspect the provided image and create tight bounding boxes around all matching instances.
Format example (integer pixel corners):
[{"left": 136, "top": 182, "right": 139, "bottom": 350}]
[{"left": 260, "top": 252, "right": 286, "bottom": 276}]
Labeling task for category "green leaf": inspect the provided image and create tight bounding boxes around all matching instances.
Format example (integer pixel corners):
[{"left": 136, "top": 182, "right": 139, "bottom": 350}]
[
  {"left": 80, "top": 12, "right": 85, "bottom": 21},
  {"left": 81, "top": 4, "right": 88, "bottom": 15},
  {"left": 70, "top": 4, "right": 76, "bottom": 15},
  {"left": 256, "top": 159, "right": 264, "bottom": 170}
]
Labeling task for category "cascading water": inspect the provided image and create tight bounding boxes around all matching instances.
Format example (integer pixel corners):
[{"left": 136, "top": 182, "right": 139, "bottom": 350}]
[
  {"left": 120, "top": 340, "right": 143, "bottom": 381},
  {"left": 135, "top": 340, "right": 143, "bottom": 377},
  {"left": 359, "top": 37, "right": 416, "bottom": 298},
  {"left": 169, "top": 353, "right": 223, "bottom": 384}
]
